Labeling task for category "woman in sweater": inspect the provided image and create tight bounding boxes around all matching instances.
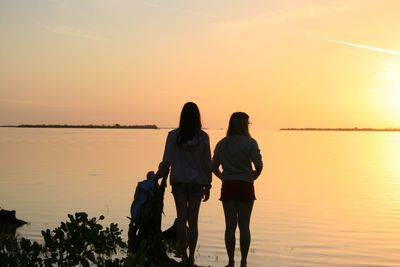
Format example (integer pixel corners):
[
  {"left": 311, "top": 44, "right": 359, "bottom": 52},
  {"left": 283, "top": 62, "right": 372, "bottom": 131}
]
[
  {"left": 212, "top": 112, "right": 263, "bottom": 267},
  {"left": 154, "top": 102, "right": 212, "bottom": 266}
]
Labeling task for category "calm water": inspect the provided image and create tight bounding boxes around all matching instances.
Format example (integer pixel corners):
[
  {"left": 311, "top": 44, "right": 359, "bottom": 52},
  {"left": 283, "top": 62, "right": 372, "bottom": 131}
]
[{"left": 1, "top": 128, "right": 400, "bottom": 267}]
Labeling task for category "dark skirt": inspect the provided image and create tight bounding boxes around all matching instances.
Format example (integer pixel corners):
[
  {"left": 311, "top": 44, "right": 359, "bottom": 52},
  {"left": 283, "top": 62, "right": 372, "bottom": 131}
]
[{"left": 220, "top": 180, "right": 256, "bottom": 202}]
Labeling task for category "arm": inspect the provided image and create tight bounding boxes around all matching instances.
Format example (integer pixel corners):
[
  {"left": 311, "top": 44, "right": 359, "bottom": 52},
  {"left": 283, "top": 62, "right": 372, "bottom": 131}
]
[
  {"left": 211, "top": 143, "right": 222, "bottom": 180},
  {"left": 202, "top": 134, "right": 212, "bottom": 202},
  {"left": 203, "top": 134, "right": 212, "bottom": 186},
  {"left": 154, "top": 132, "right": 175, "bottom": 179},
  {"left": 250, "top": 140, "right": 263, "bottom": 180}
]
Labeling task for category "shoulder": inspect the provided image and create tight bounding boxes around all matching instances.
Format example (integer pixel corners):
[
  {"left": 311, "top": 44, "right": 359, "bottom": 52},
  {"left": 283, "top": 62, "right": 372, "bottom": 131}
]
[
  {"left": 237, "top": 135, "right": 257, "bottom": 143},
  {"left": 234, "top": 135, "right": 259, "bottom": 149},
  {"left": 168, "top": 128, "right": 179, "bottom": 135},
  {"left": 216, "top": 136, "right": 227, "bottom": 144},
  {"left": 166, "top": 129, "right": 179, "bottom": 142},
  {"left": 247, "top": 137, "right": 260, "bottom": 151},
  {"left": 214, "top": 137, "right": 228, "bottom": 150},
  {"left": 195, "top": 130, "right": 210, "bottom": 148},
  {"left": 199, "top": 129, "right": 209, "bottom": 140},
  {"left": 248, "top": 137, "right": 258, "bottom": 145},
  {"left": 245, "top": 136, "right": 259, "bottom": 147},
  {"left": 168, "top": 128, "right": 180, "bottom": 136}
]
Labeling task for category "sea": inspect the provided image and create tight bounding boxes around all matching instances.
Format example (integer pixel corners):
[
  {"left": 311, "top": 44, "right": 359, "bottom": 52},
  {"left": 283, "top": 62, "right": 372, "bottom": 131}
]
[{"left": 1, "top": 127, "right": 400, "bottom": 266}]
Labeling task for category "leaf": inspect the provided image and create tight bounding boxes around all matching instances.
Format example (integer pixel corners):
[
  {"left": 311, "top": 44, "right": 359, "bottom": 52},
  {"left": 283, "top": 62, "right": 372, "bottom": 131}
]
[
  {"left": 80, "top": 257, "right": 90, "bottom": 267},
  {"left": 61, "top": 222, "right": 67, "bottom": 231},
  {"left": 86, "top": 251, "right": 96, "bottom": 262}
]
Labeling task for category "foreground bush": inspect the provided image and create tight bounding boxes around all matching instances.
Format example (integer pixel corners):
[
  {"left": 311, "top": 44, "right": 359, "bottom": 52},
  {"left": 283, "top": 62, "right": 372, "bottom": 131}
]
[
  {"left": 0, "top": 237, "right": 43, "bottom": 266},
  {"left": 0, "top": 212, "right": 153, "bottom": 267}
]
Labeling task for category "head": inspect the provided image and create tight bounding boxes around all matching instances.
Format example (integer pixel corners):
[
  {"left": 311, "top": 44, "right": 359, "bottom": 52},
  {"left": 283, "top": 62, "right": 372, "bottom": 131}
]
[
  {"left": 177, "top": 102, "right": 202, "bottom": 146},
  {"left": 226, "top": 112, "right": 250, "bottom": 137}
]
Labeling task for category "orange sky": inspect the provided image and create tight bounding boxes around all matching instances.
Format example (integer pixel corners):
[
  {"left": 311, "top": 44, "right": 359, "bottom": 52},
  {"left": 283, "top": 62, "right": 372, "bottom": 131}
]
[{"left": 1, "top": 0, "right": 400, "bottom": 129}]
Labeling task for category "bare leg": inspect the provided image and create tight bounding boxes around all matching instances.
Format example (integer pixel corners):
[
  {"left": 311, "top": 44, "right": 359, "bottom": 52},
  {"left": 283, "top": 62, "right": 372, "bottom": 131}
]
[
  {"left": 187, "top": 194, "right": 202, "bottom": 265},
  {"left": 223, "top": 201, "right": 238, "bottom": 267},
  {"left": 173, "top": 193, "right": 189, "bottom": 263},
  {"left": 237, "top": 201, "right": 254, "bottom": 267}
]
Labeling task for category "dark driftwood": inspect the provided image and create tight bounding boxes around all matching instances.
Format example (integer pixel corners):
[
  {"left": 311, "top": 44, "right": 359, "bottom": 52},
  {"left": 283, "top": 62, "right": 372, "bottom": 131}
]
[{"left": 162, "top": 218, "right": 178, "bottom": 242}]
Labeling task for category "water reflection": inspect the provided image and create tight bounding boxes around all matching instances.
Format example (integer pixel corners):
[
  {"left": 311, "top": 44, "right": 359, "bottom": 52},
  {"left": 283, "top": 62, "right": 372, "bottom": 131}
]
[{"left": 1, "top": 128, "right": 400, "bottom": 266}]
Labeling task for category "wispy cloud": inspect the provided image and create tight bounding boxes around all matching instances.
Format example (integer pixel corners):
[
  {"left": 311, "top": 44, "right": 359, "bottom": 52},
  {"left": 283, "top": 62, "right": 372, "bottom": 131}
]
[
  {"left": 133, "top": 0, "right": 219, "bottom": 19},
  {"left": 0, "top": 98, "right": 74, "bottom": 108},
  {"left": 218, "top": 2, "right": 361, "bottom": 33},
  {"left": 34, "top": 20, "right": 111, "bottom": 42},
  {"left": 303, "top": 34, "right": 400, "bottom": 57}
]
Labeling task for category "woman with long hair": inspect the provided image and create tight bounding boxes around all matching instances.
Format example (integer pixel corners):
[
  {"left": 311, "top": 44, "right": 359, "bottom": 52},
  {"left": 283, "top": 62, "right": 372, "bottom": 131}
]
[
  {"left": 154, "top": 102, "right": 212, "bottom": 266},
  {"left": 212, "top": 112, "right": 263, "bottom": 267}
]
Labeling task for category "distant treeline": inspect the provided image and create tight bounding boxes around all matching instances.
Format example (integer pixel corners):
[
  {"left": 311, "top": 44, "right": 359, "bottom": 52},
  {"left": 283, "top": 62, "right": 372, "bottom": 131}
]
[
  {"left": 280, "top": 127, "right": 400, "bottom": 132},
  {"left": 12, "top": 124, "right": 158, "bottom": 129}
]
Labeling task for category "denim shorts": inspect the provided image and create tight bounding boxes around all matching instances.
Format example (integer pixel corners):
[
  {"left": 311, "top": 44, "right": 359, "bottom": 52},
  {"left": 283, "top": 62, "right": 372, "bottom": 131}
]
[{"left": 171, "top": 183, "right": 204, "bottom": 196}]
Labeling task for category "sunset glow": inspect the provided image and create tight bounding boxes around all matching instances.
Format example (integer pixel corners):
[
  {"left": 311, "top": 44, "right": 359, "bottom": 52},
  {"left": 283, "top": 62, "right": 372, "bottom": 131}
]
[
  {"left": 1, "top": 0, "right": 400, "bottom": 129},
  {"left": 2, "top": 2, "right": 400, "bottom": 265}
]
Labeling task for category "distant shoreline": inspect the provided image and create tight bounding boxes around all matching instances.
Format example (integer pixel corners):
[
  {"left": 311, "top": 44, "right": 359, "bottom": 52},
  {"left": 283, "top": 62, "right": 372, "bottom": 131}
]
[
  {"left": 1, "top": 124, "right": 159, "bottom": 129},
  {"left": 280, "top": 127, "right": 400, "bottom": 132}
]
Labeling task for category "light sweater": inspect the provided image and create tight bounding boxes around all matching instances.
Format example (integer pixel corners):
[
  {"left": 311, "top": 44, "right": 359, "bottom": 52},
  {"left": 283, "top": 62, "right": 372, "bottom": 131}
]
[
  {"left": 212, "top": 135, "right": 263, "bottom": 182},
  {"left": 156, "top": 129, "right": 212, "bottom": 186}
]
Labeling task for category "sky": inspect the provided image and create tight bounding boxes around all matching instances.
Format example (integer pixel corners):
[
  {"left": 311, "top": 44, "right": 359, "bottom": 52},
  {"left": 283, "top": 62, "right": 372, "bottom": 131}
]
[{"left": 1, "top": 0, "right": 400, "bottom": 129}]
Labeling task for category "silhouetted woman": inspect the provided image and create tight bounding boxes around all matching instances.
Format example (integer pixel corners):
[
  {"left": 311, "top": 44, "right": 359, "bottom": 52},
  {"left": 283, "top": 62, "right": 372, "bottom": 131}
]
[
  {"left": 212, "top": 112, "right": 263, "bottom": 267},
  {"left": 154, "top": 102, "right": 212, "bottom": 266}
]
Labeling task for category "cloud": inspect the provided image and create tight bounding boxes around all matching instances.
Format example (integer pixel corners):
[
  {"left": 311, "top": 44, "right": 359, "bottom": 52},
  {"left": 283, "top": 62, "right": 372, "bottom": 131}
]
[
  {"left": 34, "top": 20, "right": 111, "bottom": 42},
  {"left": 0, "top": 98, "right": 74, "bottom": 108},
  {"left": 303, "top": 34, "right": 400, "bottom": 57},
  {"left": 133, "top": 0, "right": 219, "bottom": 19},
  {"left": 218, "top": 2, "right": 361, "bottom": 33}
]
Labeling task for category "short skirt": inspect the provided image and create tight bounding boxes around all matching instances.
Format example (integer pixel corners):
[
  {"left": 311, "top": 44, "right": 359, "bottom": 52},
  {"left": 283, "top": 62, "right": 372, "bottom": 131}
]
[{"left": 220, "top": 180, "right": 256, "bottom": 202}]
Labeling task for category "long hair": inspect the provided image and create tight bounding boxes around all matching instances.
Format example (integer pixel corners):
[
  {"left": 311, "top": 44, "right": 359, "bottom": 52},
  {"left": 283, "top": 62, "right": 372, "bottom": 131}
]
[
  {"left": 177, "top": 102, "right": 202, "bottom": 146},
  {"left": 226, "top": 112, "right": 250, "bottom": 137}
]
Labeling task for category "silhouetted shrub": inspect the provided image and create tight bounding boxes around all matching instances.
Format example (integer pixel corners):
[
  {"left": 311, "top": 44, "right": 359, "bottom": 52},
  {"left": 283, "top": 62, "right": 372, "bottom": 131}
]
[{"left": 0, "top": 212, "right": 154, "bottom": 266}]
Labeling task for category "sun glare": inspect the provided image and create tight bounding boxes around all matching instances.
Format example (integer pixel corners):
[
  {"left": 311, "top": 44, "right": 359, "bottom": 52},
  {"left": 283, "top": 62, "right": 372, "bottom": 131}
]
[
  {"left": 372, "top": 61, "right": 400, "bottom": 122},
  {"left": 383, "top": 66, "right": 400, "bottom": 117}
]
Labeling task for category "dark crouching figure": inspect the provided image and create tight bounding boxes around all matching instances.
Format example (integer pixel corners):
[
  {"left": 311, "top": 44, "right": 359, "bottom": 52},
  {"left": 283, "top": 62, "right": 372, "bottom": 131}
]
[
  {"left": 0, "top": 209, "right": 27, "bottom": 237},
  {"left": 128, "top": 171, "right": 174, "bottom": 266}
]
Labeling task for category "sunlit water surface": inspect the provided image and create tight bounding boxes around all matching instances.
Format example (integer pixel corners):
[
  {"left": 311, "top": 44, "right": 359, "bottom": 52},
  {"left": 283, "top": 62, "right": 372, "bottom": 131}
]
[{"left": 1, "top": 128, "right": 400, "bottom": 266}]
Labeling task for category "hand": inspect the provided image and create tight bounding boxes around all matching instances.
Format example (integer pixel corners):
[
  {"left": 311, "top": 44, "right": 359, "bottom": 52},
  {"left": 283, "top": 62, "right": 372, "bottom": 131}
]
[{"left": 202, "top": 189, "right": 210, "bottom": 202}]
